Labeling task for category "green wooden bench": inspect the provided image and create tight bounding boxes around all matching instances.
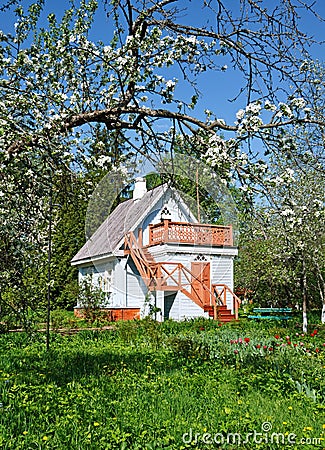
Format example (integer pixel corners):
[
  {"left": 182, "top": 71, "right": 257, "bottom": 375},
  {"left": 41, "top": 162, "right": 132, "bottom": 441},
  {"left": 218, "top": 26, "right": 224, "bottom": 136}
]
[{"left": 248, "top": 307, "right": 293, "bottom": 321}]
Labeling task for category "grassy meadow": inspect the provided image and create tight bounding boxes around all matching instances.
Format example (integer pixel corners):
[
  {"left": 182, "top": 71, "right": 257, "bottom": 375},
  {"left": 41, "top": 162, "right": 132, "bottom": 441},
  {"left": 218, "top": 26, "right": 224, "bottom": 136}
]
[{"left": 0, "top": 318, "right": 324, "bottom": 449}]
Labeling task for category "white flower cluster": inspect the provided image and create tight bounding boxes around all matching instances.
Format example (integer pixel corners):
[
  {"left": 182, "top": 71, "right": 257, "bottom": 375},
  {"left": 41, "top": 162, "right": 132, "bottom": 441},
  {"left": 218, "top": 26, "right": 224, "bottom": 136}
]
[
  {"left": 97, "top": 155, "right": 111, "bottom": 168},
  {"left": 204, "top": 134, "right": 249, "bottom": 182},
  {"left": 267, "top": 168, "right": 295, "bottom": 186},
  {"left": 276, "top": 103, "right": 293, "bottom": 118},
  {"left": 289, "top": 97, "right": 306, "bottom": 109},
  {"left": 235, "top": 102, "right": 263, "bottom": 134}
]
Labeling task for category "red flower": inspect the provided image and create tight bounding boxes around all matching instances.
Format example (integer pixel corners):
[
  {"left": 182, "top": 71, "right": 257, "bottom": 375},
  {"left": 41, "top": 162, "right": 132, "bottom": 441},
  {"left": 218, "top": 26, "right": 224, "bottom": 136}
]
[
  {"left": 269, "top": 347, "right": 273, "bottom": 351},
  {"left": 313, "top": 329, "right": 318, "bottom": 335},
  {"left": 234, "top": 349, "right": 239, "bottom": 354},
  {"left": 310, "top": 333, "right": 315, "bottom": 337},
  {"left": 256, "top": 344, "right": 261, "bottom": 349},
  {"left": 275, "top": 335, "right": 280, "bottom": 339},
  {"left": 199, "top": 327, "right": 205, "bottom": 331},
  {"left": 287, "top": 341, "right": 291, "bottom": 345},
  {"left": 315, "top": 348, "right": 320, "bottom": 353},
  {"left": 263, "top": 345, "right": 267, "bottom": 350},
  {"left": 244, "top": 337, "right": 250, "bottom": 343}
]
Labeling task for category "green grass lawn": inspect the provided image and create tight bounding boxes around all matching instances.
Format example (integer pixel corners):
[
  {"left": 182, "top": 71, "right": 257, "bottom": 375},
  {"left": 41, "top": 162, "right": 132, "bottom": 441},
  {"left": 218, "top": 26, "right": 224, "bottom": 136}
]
[{"left": 0, "top": 318, "right": 324, "bottom": 449}]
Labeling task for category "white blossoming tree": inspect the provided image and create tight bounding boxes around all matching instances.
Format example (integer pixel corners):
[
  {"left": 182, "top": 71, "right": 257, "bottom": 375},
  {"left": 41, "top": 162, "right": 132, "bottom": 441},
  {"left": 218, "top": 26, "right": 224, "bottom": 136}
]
[
  {"left": 1, "top": 0, "right": 324, "bottom": 165},
  {"left": 236, "top": 156, "right": 325, "bottom": 330},
  {"left": 0, "top": 0, "right": 324, "bottom": 327}
]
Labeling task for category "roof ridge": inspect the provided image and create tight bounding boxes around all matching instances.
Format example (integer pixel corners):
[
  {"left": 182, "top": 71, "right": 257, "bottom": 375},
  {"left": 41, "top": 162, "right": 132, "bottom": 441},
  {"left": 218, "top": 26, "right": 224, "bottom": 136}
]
[{"left": 71, "top": 182, "right": 171, "bottom": 264}]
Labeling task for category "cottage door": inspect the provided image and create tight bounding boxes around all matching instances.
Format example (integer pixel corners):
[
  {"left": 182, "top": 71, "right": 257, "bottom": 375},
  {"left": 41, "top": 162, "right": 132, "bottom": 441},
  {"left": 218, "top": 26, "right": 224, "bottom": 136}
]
[{"left": 191, "top": 262, "right": 210, "bottom": 305}]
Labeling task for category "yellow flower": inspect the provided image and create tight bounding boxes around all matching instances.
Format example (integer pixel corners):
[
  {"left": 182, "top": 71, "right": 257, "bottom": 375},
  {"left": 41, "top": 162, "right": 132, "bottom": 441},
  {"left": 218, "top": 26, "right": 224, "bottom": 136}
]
[
  {"left": 283, "top": 422, "right": 287, "bottom": 425},
  {"left": 23, "top": 431, "right": 28, "bottom": 435},
  {"left": 288, "top": 406, "right": 293, "bottom": 410},
  {"left": 323, "top": 424, "right": 325, "bottom": 430},
  {"left": 42, "top": 436, "right": 49, "bottom": 441},
  {"left": 93, "top": 422, "right": 100, "bottom": 427}
]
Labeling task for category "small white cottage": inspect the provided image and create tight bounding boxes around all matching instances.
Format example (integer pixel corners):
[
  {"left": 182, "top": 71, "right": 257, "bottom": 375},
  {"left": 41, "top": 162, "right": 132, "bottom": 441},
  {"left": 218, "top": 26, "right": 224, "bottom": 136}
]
[{"left": 71, "top": 178, "right": 239, "bottom": 322}]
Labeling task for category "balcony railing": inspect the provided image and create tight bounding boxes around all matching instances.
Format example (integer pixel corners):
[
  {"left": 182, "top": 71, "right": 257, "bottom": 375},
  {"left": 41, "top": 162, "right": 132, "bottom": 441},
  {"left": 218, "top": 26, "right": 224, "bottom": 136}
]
[{"left": 148, "top": 220, "right": 233, "bottom": 247}]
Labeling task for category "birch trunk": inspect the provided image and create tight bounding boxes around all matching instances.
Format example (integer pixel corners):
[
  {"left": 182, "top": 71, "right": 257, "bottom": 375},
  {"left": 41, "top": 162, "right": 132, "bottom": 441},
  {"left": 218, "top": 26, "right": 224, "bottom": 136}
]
[
  {"left": 314, "top": 262, "right": 325, "bottom": 324},
  {"left": 321, "top": 302, "right": 325, "bottom": 323},
  {"left": 302, "top": 259, "right": 308, "bottom": 333}
]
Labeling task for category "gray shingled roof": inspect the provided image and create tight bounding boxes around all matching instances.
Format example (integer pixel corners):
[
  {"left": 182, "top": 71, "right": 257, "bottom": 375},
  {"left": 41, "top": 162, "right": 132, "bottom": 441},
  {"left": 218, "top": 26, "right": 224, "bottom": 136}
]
[{"left": 71, "top": 183, "right": 168, "bottom": 264}]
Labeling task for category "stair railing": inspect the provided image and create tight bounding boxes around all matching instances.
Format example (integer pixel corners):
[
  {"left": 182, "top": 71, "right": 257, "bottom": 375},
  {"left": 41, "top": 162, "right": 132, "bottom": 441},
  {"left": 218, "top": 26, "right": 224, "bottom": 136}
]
[
  {"left": 124, "top": 232, "right": 156, "bottom": 286},
  {"left": 212, "top": 284, "right": 241, "bottom": 320}
]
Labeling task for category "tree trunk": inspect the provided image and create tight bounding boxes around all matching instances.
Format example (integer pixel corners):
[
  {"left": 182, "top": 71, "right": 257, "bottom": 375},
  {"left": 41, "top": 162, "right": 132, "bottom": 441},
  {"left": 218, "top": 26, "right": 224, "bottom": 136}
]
[
  {"left": 301, "top": 259, "right": 308, "bottom": 333},
  {"left": 321, "top": 303, "right": 325, "bottom": 324},
  {"left": 314, "top": 263, "right": 325, "bottom": 324}
]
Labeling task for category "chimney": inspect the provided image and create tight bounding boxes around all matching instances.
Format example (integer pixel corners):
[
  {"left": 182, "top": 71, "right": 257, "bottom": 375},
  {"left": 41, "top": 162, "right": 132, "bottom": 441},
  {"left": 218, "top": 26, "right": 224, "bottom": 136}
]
[{"left": 132, "top": 177, "right": 147, "bottom": 200}]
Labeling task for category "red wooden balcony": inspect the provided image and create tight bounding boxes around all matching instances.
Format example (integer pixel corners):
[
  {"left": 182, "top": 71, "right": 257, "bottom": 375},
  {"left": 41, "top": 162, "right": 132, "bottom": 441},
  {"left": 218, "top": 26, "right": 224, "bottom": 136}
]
[{"left": 148, "top": 220, "right": 233, "bottom": 247}]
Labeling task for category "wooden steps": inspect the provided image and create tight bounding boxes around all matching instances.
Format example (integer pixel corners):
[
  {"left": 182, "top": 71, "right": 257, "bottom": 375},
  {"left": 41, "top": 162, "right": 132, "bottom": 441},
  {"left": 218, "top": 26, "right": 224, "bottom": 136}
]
[
  {"left": 204, "top": 304, "right": 236, "bottom": 322},
  {"left": 142, "top": 248, "right": 156, "bottom": 264}
]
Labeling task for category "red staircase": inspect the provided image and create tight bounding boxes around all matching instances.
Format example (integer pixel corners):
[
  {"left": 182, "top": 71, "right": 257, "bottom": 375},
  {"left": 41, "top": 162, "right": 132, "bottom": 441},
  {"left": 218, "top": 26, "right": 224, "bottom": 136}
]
[
  {"left": 124, "top": 231, "right": 239, "bottom": 322},
  {"left": 204, "top": 305, "right": 236, "bottom": 322}
]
